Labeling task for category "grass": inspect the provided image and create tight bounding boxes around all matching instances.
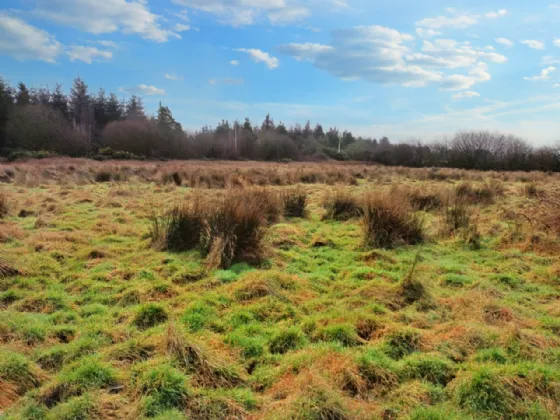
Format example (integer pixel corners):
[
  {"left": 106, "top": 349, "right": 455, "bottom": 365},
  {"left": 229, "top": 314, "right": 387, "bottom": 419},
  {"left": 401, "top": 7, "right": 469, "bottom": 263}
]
[{"left": 0, "top": 159, "right": 559, "bottom": 419}]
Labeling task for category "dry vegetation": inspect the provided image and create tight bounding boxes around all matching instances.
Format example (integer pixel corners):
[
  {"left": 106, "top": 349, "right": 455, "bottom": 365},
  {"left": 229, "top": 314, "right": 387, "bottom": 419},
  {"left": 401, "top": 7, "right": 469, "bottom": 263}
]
[{"left": 0, "top": 158, "right": 559, "bottom": 419}]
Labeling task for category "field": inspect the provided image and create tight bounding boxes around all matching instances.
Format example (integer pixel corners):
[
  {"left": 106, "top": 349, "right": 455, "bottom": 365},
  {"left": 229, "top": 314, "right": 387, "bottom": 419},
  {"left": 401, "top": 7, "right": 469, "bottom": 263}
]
[{"left": 1, "top": 159, "right": 559, "bottom": 419}]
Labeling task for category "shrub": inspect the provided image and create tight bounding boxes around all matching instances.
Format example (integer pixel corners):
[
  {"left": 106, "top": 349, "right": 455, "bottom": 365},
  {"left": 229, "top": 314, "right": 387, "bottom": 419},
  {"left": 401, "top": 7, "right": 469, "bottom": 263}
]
[
  {"left": 362, "top": 192, "right": 423, "bottom": 249},
  {"left": 282, "top": 187, "right": 307, "bottom": 218},
  {"left": 134, "top": 304, "right": 168, "bottom": 330},
  {"left": 322, "top": 189, "right": 361, "bottom": 221},
  {"left": 268, "top": 327, "right": 306, "bottom": 354}
]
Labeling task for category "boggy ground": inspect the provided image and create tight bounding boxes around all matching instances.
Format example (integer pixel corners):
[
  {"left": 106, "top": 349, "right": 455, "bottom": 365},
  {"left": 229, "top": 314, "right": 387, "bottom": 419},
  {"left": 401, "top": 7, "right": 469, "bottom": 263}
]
[{"left": 0, "top": 159, "right": 559, "bottom": 419}]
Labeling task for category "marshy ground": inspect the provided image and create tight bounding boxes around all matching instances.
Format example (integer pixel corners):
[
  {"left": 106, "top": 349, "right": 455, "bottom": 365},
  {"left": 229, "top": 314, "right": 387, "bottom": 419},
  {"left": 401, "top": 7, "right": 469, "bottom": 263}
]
[{"left": 0, "top": 159, "right": 559, "bottom": 419}]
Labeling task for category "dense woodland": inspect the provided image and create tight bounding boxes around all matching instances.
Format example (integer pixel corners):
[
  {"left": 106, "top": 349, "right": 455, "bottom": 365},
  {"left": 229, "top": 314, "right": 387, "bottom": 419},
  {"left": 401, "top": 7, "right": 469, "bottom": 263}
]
[{"left": 1, "top": 76, "right": 559, "bottom": 171}]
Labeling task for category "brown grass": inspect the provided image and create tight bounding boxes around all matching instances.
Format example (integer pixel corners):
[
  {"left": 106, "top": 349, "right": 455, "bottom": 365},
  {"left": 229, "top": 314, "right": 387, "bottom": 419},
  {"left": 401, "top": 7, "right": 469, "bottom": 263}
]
[
  {"left": 322, "top": 189, "right": 361, "bottom": 221},
  {"left": 362, "top": 192, "right": 424, "bottom": 249},
  {"left": 0, "top": 192, "right": 7, "bottom": 219}
]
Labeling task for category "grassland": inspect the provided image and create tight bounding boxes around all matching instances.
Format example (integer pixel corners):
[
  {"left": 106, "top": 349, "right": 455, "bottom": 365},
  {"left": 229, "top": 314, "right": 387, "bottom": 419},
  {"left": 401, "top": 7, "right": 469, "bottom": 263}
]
[{"left": 1, "top": 159, "right": 559, "bottom": 419}]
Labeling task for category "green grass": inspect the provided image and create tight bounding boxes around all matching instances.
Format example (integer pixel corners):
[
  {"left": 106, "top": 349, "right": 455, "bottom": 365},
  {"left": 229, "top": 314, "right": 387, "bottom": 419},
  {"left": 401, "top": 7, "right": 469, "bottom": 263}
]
[{"left": 1, "top": 167, "right": 559, "bottom": 419}]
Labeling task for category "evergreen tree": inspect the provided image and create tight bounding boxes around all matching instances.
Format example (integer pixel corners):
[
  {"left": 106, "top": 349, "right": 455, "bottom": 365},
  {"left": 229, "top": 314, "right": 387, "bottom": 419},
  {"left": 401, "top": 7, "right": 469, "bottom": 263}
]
[
  {"left": 92, "top": 88, "right": 108, "bottom": 128},
  {"left": 16, "top": 83, "right": 30, "bottom": 106},
  {"left": 303, "top": 121, "right": 312, "bottom": 138},
  {"left": 126, "top": 95, "right": 146, "bottom": 120},
  {"left": 50, "top": 84, "right": 69, "bottom": 121},
  {"left": 276, "top": 121, "right": 288, "bottom": 135},
  {"left": 215, "top": 119, "right": 230, "bottom": 135},
  {"left": 313, "top": 123, "right": 324, "bottom": 139},
  {"left": 30, "top": 87, "right": 51, "bottom": 106},
  {"left": 261, "top": 113, "right": 275, "bottom": 131},
  {"left": 243, "top": 117, "right": 253, "bottom": 132},
  {"left": 105, "top": 93, "right": 123, "bottom": 123},
  {"left": 0, "top": 77, "right": 15, "bottom": 149}
]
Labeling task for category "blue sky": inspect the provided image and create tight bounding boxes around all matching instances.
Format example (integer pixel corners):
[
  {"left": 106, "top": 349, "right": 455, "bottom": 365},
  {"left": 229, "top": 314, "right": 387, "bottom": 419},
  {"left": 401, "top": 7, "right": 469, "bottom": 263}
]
[{"left": 1, "top": 1, "right": 560, "bottom": 145}]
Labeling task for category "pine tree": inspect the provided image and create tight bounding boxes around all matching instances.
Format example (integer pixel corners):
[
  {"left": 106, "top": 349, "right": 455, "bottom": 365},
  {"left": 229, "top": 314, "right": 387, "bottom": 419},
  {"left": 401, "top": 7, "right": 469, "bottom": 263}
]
[
  {"left": 0, "top": 77, "right": 15, "bottom": 149},
  {"left": 313, "top": 123, "right": 324, "bottom": 139},
  {"left": 92, "top": 88, "right": 108, "bottom": 128},
  {"left": 105, "top": 93, "right": 123, "bottom": 123},
  {"left": 16, "top": 83, "right": 30, "bottom": 106},
  {"left": 243, "top": 117, "right": 253, "bottom": 132},
  {"left": 30, "top": 87, "right": 51, "bottom": 106},
  {"left": 261, "top": 114, "right": 275, "bottom": 131},
  {"left": 303, "top": 121, "right": 312, "bottom": 138},
  {"left": 51, "top": 84, "right": 69, "bottom": 121},
  {"left": 276, "top": 121, "right": 288, "bottom": 135},
  {"left": 69, "top": 76, "right": 93, "bottom": 151},
  {"left": 126, "top": 95, "right": 145, "bottom": 120}
]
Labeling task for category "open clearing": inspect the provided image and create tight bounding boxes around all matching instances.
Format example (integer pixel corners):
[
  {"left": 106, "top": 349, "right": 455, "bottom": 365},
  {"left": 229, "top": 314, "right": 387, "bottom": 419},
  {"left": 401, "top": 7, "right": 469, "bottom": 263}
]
[{"left": 1, "top": 159, "right": 559, "bottom": 419}]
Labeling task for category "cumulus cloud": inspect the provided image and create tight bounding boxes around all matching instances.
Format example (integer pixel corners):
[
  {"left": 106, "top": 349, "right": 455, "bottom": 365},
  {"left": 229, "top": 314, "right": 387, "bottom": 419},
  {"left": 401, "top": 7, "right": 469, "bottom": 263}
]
[
  {"left": 235, "top": 48, "right": 279, "bottom": 69},
  {"left": 120, "top": 84, "right": 167, "bottom": 95},
  {"left": 164, "top": 73, "right": 182, "bottom": 80},
  {"left": 452, "top": 90, "right": 480, "bottom": 100},
  {"left": 523, "top": 66, "right": 556, "bottom": 81},
  {"left": 31, "top": 0, "right": 179, "bottom": 42},
  {"left": 172, "top": 0, "right": 309, "bottom": 26},
  {"left": 521, "top": 40, "right": 545, "bottom": 50},
  {"left": 416, "top": 28, "right": 441, "bottom": 38},
  {"left": 485, "top": 9, "right": 508, "bottom": 18},
  {"left": 495, "top": 37, "right": 514, "bottom": 47},
  {"left": 174, "top": 23, "right": 190, "bottom": 32},
  {"left": 0, "top": 13, "right": 63, "bottom": 62},
  {"left": 230, "top": 60, "right": 240, "bottom": 66},
  {"left": 416, "top": 14, "right": 477, "bottom": 29},
  {"left": 542, "top": 56, "right": 560, "bottom": 65},
  {"left": 280, "top": 25, "right": 505, "bottom": 90},
  {"left": 66, "top": 46, "right": 112, "bottom": 63},
  {"left": 554, "top": 38, "right": 560, "bottom": 47}
]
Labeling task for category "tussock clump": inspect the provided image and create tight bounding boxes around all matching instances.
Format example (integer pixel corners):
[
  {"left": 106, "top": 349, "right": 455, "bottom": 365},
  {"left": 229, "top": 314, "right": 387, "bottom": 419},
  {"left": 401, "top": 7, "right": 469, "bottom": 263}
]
[
  {"left": 149, "top": 194, "right": 207, "bottom": 252},
  {"left": 134, "top": 304, "right": 168, "bottom": 330},
  {"left": 362, "top": 192, "right": 423, "bottom": 249},
  {"left": 0, "top": 350, "right": 44, "bottom": 396},
  {"left": 456, "top": 181, "right": 502, "bottom": 205},
  {"left": 202, "top": 190, "right": 274, "bottom": 269},
  {"left": 0, "top": 192, "right": 8, "bottom": 219},
  {"left": 356, "top": 349, "right": 399, "bottom": 395},
  {"left": 315, "top": 323, "right": 364, "bottom": 347},
  {"left": 442, "top": 194, "right": 473, "bottom": 235},
  {"left": 407, "top": 189, "right": 442, "bottom": 211},
  {"left": 269, "top": 327, "right": 306, "bottom": 354},
  {"left": 0, "top": 259, "right": 22, "bottom": 278},
  {"left": 322, "top": 189, "right": 361, "bottom": 221},
  {"left": 401, "top": 353, "right": 457, "bottom": 386},
  {"left": 282, "top": 187, "right": 307, "bottom": 218},
  {"left": 165, "top": 323, "right": 242, "bottom": 388},
  {"left": 400, "top": 252, "right": 431, "bottom": 306},
  {"left": 384, "top": 329, "right": 422, "bottom": 360},
  {"left": 94, "top": 171, "right": 112, "bottom": 183}
]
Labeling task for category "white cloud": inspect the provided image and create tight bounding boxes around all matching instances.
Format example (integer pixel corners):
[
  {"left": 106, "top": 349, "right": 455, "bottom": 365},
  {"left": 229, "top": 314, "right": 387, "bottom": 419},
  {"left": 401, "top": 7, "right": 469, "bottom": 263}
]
[
  {"left": 268, "top": 7, "right": 311, "bottom": 25},
  {"left": 172, "top": 0, "right": 309, "bottom": 26},
  {"left": 230, "top": 60, "right": 240, "bottom": 66},
  {"left": 280, "top": 25, "right": 505, "bottom": 91},
  {"left": 121, "top": 84, "right": 167, "bottom": 95},
  {"left": 174, "top": 23, "right": 190, "bottom": 32},
  {"left": 521, "top": 40, "right": 545, "bottom": 50},
  {"left": 554, "top": 38, "right": 560, "bottom": 47},
  {"left": 164, "top": 73, "right": 182, "bottom": 80},
  {"left": 485, "top": 9, "right": 508, "bottom": 18},
  {"left": 31, "top": 0, "right": 179, "bottom": 42},
  {"left": 542, "top": 56, "right": 560, "bottom": 65},
  {"left": 92, "top": 40, "right": 118, "bottom": 49},
  {"left": 523, "top": 66, "right": 556, "bottom": 81},
  {"left": 67, "top": 45, "right": 112, "bottom": 63},
  {"left": 235, "top": 48, "right": 279, "bottom": 69},
  {"left": 495, "top": 37, "right": 514, "bottom": 47},
  {"left": 0, "top": 13, "right": 63, "bottom": 62},
  {"left": 416, "top": 28, "right": 441, "bottom": 38},
  {"left": 452, "top": 90, "right": 480, "bottom": 100},
  {"left": 416, "top": 14, "right": 477, "bottom": 29}
]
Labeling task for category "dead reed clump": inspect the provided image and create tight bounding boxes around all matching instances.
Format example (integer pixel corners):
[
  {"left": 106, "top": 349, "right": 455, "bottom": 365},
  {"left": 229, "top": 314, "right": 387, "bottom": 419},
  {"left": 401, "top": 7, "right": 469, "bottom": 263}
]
[
  {"left": 406, "top": 189, "right": 443, "bottom": 211},
  {"left": 322, "top": 189, "right": 361, "bottom": 221},
  {"left": 442, "top": 194, "right": 473, "bottom": 235},
  {"left": 149, "top": 193, "right": 207, "bottom": 252},
  {"left": 0, "top": 193, "right": 8, "bottom": 219},
  {"left": 282, "top": 187, "right": 307, "bottom": 218},
  {"left": 361, "top": 192, "right": 424, "bottom": 249},
  {"left": 202, "top": 191, "right": 270, "bottom": 269}
]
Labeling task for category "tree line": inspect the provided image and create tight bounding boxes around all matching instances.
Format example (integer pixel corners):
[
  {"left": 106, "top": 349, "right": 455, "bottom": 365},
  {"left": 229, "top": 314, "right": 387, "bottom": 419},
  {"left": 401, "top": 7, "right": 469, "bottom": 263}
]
[{"left": 0, "top": 76, "right": 559, "bottom": 171}]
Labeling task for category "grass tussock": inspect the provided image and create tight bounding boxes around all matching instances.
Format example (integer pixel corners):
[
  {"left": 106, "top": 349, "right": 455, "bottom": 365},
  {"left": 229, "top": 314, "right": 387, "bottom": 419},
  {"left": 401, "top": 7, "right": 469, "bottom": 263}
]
[
  {"left": 0, "top": 192, "right": 8, "bottom": 219},
  {"left": 282, "top": 187, "right": 307, "bottom": 218},
  {"left": 322, "top": 189, "right": 361, "bottom": 221},
  {"left": 362, "top": 192, "right": 423, "bottom": 249},
  {"left": 0, "top": 259, "right": 22, "bottom": 278},
  {"left": 151, "top": 189, "right": 280, "bottom": 268}
]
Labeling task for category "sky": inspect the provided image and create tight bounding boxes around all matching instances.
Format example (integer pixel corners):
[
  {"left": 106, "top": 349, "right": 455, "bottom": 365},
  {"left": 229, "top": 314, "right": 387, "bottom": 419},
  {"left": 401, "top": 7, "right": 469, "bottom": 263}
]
[{"left": 1, "top": 1, "right": 560, "bottom": 145}]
